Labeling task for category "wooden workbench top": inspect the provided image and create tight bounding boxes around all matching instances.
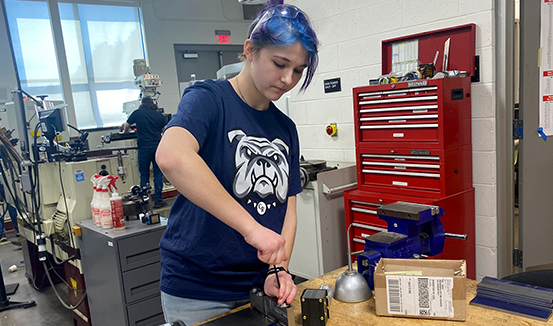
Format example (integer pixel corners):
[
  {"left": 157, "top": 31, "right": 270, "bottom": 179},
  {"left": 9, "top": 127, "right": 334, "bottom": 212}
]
[
  {"left": 200, "top": 266, "right": 552, "bottom": 326},
  {"left": 291, "top": 266, "right": 552, "bottom": 326}
]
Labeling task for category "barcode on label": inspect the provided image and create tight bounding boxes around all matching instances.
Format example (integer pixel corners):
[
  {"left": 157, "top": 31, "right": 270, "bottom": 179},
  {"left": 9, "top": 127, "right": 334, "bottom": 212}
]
[
  {"left": 387, "top": 278, "right": 402, "bottom": 313},
  {"left": 418, "top": 278, "right": 430, "bottom": 309}
]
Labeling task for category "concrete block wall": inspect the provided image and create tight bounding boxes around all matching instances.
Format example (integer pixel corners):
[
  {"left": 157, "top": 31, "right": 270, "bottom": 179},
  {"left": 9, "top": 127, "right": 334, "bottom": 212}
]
[{"left": 287, "top": 0, "right": 497, "bottom": 280}]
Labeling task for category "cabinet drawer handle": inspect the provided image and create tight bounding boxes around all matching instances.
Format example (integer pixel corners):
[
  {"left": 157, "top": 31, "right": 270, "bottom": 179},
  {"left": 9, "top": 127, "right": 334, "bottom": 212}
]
[
  {"left": 351, "top": 207, "right": 377, "bottom": 215},
  {"left": 362, "top": 162, "right": 439, "bottom": 169},
  {"left": 360, "top": 123, "right": 439, "bottom": 130},
  {"left": 362, "top": 169, "right": 440, "bottom": 178},
  {"left": 350, "top": 200, "right": 382, "bottom": 207},
  {"left": 352, "top": 223, "right": 387, "bottom": 233},
  {"left": 359, "top": 95, "right": 438, "bottom": 105},
  {"left": 362, "top": 154, "right": 439, "bottom": 161}
]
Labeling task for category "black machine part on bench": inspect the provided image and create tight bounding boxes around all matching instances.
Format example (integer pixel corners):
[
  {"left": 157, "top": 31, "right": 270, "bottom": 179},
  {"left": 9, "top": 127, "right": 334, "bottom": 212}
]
[
  {"left": 200, "top": 288, "right": 293, "bottom": 326},
  {"left": 300, "top": 288, "right": 330, "bottom": 326}
]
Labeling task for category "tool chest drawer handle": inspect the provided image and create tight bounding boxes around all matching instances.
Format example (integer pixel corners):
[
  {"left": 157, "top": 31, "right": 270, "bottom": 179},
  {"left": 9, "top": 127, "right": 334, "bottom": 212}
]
[
  {"left": 362, "top": 169, "right": 440, "bottom": 178},
  {"left": 360, "top": 104, "right": 438, "bottom": 114},
  {"left": 358, "top": 86, "right": 438, "bottom": 98},
  {"left": 360, "top": 123, "right": 439, "bottom": 130},
  {"left": 353, "top": 238, "right": 366, "bottom": 244},
  {"left": 362, "top": 154, "right": 440, "bottom": 160},
  {"left": 362, "top": 162, "right": 440, "bottom": 169},
  {"left": 360, "top": 114, "right": 438, "bottom": 122},
  {"left": 359, "top": 95, "right": 438, "bottom": 105},
  {"left": 353, "top": 223, "right": 387, "bottom": 233},
  {"left": 350, "top": 200, "right": 383, "bottom": 206},
  {"left": 351, "top": 207, "right": 378, "bottom": 215}
]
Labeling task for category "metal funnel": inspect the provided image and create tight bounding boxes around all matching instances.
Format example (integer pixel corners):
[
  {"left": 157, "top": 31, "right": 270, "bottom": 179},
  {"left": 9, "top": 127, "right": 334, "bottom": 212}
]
[{"left": 333, "top": 224, "right": 372, "bottom": 303}]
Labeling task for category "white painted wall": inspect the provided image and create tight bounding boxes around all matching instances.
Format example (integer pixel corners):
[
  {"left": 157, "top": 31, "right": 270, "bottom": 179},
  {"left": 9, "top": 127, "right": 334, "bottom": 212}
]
[{"left": 287, "top": 0, "right": 497, "bottom": 280}]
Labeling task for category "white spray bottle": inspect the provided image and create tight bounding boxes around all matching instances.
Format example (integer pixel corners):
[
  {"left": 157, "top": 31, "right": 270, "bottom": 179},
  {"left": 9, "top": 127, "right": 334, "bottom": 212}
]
[
  {"left": 91, "top": 174, "right": 102, "bottom": 227},
  {"left": 98, "top": 176, "right": 112, "bottom": 229},
  {"left": 108, "top": 176, "right": 125, "bottom": 230}
]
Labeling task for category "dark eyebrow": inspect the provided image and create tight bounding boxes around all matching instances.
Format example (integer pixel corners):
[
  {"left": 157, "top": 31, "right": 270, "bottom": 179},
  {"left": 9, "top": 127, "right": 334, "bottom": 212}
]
[{"left": 274, "top": 55, "right": 308, "bottom": 68}]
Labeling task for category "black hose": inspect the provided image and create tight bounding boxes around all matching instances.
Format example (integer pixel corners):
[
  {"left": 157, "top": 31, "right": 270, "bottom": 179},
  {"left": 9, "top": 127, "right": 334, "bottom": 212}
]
[{"left": 42, "top": 261, "right": 87, "bottom": 310}]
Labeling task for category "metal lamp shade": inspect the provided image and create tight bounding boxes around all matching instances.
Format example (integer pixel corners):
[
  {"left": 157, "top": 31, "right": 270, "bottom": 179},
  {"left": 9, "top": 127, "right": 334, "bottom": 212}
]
[{"left": 333, "top": 224, "right": 373, "bottom": 303}]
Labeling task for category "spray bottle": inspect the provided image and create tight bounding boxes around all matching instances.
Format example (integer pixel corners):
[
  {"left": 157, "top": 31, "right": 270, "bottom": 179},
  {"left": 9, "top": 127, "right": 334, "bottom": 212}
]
[
  {"left": 98, "top": 176, "right": 112, "bottom": 229},
  {"left": 108, "top": 176, "right": 125, "bottom": 230},
  {"left": 90, "top": 174, "right": 102, "bottom": 227}
]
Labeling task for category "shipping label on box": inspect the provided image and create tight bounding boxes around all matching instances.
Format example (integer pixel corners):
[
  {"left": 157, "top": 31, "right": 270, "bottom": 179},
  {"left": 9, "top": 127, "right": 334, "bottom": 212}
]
[{"left": 386, "top": 275, "right": 454, "bottom": 317}]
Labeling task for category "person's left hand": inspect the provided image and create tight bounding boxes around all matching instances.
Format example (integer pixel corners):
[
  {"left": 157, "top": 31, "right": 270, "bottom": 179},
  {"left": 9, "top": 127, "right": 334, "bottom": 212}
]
[{"left": 264, "top": 270, "right": 297, "bottom": 305}]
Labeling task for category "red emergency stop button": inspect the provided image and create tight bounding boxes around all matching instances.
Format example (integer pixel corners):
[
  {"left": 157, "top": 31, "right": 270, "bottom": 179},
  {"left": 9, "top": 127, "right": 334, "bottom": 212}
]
[{"left": 326, "top": 124, "right": 337, "bottom": 136}]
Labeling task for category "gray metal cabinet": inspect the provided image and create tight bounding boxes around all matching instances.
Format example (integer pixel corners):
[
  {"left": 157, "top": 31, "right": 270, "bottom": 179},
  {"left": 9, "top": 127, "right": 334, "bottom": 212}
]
[
  {"left": 289, "top": 163, "right": 357, "bottom": 279},
  {"left": 77, "top": 219, "right": 166, "bottom": 326}
]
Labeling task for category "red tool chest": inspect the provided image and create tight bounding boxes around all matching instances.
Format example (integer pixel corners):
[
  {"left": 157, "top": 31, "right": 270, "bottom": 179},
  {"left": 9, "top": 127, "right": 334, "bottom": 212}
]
[
  {"left": 353, "top": 77, "right": 472, "bottom": 148},
  {"left": 356, "top": 144, "right": 472, "bottom": 198},
  {"left": 346, "top": 77, "right": 475, "bottom": 279},
  {"left": 344, "top": 23, "right": 476, "bottom": 279}
]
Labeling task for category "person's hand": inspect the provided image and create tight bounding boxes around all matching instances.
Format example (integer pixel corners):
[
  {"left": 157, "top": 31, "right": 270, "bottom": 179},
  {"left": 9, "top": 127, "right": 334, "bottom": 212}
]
[
  {"left": 243, "top": 225, "right": 288, "bottom": 265},
  {"left": 264, "top": 271, "right": 297, "bottom": 305}
]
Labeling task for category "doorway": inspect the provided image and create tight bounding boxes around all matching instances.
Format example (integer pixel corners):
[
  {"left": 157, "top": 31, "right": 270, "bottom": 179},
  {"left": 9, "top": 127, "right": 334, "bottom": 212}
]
[{"left": 174, "top": 44, "right": 244, "bottom": 96}]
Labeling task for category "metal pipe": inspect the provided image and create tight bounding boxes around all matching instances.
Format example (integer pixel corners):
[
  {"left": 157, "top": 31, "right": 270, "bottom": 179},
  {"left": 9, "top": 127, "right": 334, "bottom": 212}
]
[{"left": 321, "top": 182, "right": 357, "bottom": 195}]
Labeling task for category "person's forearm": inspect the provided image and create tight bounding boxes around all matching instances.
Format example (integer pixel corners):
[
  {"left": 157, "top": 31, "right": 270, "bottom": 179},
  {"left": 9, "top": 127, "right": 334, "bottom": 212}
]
[
  {"left": 278, "top": 197, "right": 297, "bottom": 270},
  {"left": 157, "top": 142, "right": 258, "bottom": 238}
]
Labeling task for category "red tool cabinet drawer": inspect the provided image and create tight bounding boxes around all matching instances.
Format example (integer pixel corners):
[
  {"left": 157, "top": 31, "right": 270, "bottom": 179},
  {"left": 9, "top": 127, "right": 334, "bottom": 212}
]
[
  {"left": 344, "top": 188, "right": 475, "bottom": 279},
  {"left": 353, "top": 77, "right": 471, "bottom": 149},
  {"left": 349, "top": 199, "right": 387, "bottom": 228},
  {"left": 356, "top": 145, "right": 472, "bottom": 198}
]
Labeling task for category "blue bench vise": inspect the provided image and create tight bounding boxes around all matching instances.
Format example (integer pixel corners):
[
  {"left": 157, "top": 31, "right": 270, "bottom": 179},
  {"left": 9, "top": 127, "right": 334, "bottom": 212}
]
[{"left": 357, "top": 201, "right": 446, "bottom": 290}]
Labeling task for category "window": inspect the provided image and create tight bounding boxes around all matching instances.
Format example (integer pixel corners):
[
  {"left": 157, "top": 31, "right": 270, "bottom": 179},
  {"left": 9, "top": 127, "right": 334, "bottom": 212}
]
[{"left": 6, "top": 0, "right": 145, "bottom": 129}]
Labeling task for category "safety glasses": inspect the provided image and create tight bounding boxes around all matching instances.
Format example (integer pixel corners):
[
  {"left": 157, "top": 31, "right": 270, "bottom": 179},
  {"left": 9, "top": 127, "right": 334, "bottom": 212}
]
[{"left": 249, "top": 5, "right": 303, "bottom": 38}]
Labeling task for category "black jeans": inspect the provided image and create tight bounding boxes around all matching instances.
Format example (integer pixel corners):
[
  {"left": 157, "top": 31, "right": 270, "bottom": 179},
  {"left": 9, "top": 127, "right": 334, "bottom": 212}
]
[{"left": 138, "top": 146, "right": 163, "bottom": 201}]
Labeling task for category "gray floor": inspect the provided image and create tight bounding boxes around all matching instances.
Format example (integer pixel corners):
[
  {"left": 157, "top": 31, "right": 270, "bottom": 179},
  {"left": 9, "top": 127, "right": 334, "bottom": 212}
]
[{"left": 1, "top": 232, "right": 75, "bottom": 326}]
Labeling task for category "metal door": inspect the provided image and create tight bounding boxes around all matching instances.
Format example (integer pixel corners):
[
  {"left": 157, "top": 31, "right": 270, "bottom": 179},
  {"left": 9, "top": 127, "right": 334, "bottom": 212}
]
[
  {"left": 174, "top": 44, "right": 243, "bottom": 93},
  {"left": 518, "top": 0, "right": 553, "bottom": 271}
]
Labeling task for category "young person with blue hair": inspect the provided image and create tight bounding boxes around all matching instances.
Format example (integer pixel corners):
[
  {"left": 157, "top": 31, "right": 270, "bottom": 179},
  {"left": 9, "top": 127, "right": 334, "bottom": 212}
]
[{"left": 155, "top": 0, "right": 319, "bottom": 324}]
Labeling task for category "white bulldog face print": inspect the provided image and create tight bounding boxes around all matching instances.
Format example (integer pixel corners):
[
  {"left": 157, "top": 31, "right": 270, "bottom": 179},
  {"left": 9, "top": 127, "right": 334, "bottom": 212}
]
[{"left": 228, "top": 129, "right": 289, "bottom": 214}]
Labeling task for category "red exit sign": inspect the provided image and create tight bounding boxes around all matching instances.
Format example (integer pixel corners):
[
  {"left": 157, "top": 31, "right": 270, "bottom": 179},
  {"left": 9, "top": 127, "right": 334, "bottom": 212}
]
[{"left": 217, "top": 34, "right": 230, "bottom": 44}]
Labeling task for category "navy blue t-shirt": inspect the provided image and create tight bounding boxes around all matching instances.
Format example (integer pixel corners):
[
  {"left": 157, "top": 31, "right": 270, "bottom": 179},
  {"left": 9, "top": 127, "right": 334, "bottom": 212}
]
[{"left": 159, "top": 79, "right": 302, "bottom": 301}]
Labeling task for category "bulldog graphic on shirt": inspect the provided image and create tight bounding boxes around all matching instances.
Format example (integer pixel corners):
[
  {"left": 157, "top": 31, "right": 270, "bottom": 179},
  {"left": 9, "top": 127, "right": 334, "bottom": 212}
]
[{"left": 228, "top": 129, "right": 289, "bottom": 216}]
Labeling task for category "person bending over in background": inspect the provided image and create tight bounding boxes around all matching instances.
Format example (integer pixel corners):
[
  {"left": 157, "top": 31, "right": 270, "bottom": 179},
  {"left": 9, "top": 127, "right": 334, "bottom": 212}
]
[
  {"left": 124, "top": 96, "right": 167, "bottom": 208},
  {"left": 0, "top": 183, "right": 19, "bottom": 243},
  {"left": 155, "top": 0, "right": 319, "bottom": 325}
]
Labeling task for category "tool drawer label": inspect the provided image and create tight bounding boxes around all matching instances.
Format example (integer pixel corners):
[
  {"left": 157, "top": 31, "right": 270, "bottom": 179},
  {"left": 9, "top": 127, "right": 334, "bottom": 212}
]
[{"left": 386, "top": 276, "right": 454, "bottom": 318}]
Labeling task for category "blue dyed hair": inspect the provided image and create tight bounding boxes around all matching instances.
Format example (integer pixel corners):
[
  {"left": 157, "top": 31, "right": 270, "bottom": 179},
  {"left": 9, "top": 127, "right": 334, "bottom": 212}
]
[{"left": 247, "top": 0, "right": 319, "bottom": 92}]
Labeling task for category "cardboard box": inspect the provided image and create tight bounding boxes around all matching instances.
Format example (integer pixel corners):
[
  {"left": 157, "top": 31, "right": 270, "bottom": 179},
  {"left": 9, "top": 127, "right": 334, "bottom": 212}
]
[{"left": 374, "top": 258, "right": 466, "bottom": 321}]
